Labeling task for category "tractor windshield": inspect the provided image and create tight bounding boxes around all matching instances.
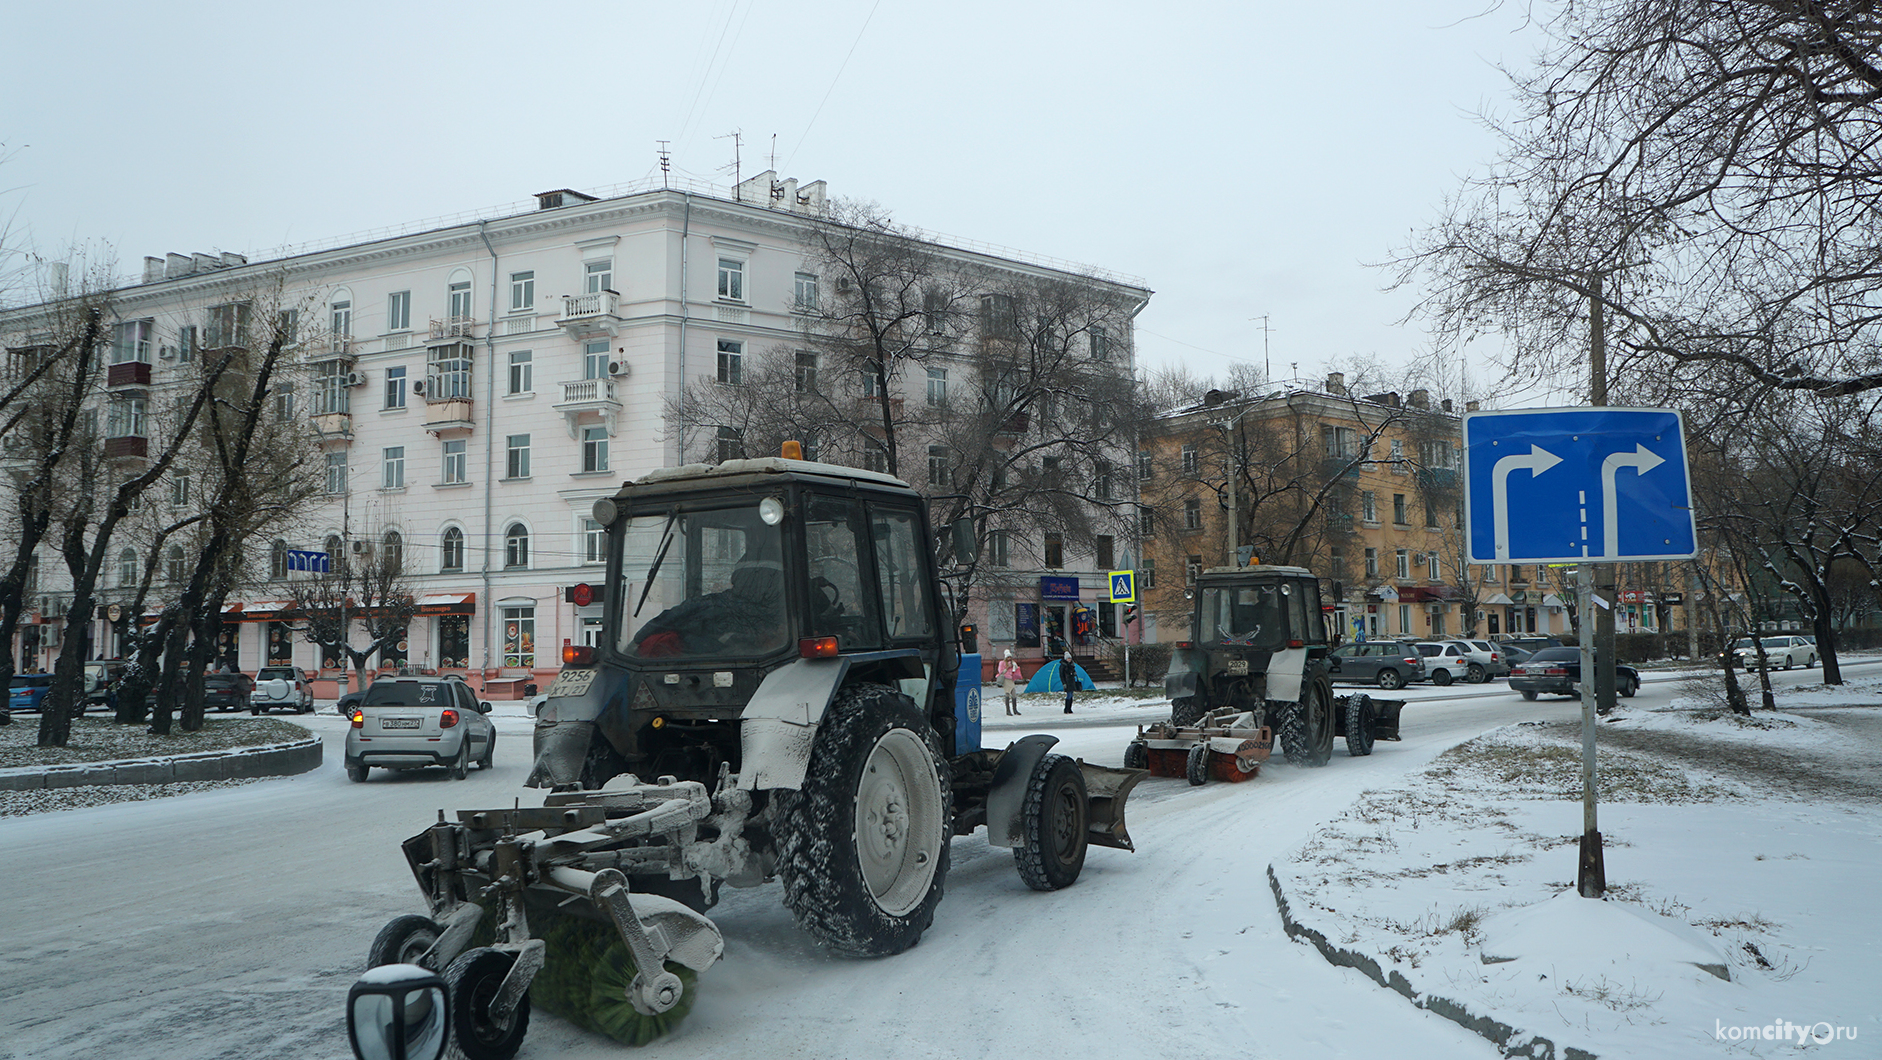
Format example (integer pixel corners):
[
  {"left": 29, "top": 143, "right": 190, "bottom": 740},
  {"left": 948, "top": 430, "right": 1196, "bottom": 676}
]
[
  {"left": 618, "top": 504, "right": 789, "bottom": 660},
  {"left": 1199, "top": 582, "right": 1289, "bottom": 649}
]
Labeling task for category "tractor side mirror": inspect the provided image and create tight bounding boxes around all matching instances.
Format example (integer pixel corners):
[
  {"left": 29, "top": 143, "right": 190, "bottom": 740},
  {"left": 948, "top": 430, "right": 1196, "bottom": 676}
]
[
  {"left": 347, "top": 964, "right": 449, "bottom": 1060},
  {"left": 950, "top": 517, "right": 976, "bottom": 565},
  {"left": 959, "top": 624, "right": 979, "bottom": 654}
]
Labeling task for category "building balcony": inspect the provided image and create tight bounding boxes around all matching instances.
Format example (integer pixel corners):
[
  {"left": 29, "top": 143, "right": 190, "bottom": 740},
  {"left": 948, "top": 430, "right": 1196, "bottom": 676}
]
[
  {"left": 312, "top": 412, "right": 353, "bottom": 443},
  {"left": 1320, "top": 457, "right": 1361, "bottom": 479},
  {"left": 104, "top": 435, "right": 148, "bottom": 460},
  {"left": 428, "top": 318, "right": 478, "bottom": 343},
  {"left": 1416, "top": 467, "right": 1458, "bottom": 491},
  {"left": 424, "top": 396, "right": 474, "bottom": 435},
  {"left": 107, "top": 361, "right": 152, "bottom": 388},
  {"left": 559, "top": 291, "right": 622, "bottom": 338},
  {"left": 994, "top": 411, "right": 1030, "bottom": 436},
  {"left": 554, "top": 378, "right": 623, "bottom": 438}
]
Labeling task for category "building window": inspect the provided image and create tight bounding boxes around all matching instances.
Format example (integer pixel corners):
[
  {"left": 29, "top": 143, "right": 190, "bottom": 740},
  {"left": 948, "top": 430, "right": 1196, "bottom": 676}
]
[
  {"left": 1426, "top": 500, "right": 1440, "bottom": 528},
  {"left": 325, "top": 452, "right": 348, "bottom": 494},
  {"left": 794, "top": 272, "right": 819, "bottom": 311},
  {"left": 176, "top": 324, "right": 197, "bottom": 363},
  {"left": 794, "top": 350, "right": 818, "bottom": 393},
  {"left": 583, "top": 519, "right": 606, "bottom": 563},
  {"left": 384, "top": 366, "right": 407, "bottom": 409},
  {"left": 1181, "top": 444, "right": 1198, "bottom": 475},
  {"left": 717, "top": 340, "right": 743, "bottom": 385},
  {"left": 379, "top": 530, "right": 402, "bottom": 571},
  {"left": 113, "top": 319, "right": 153, "bottom": 364},
  {"left": 862, "top": 437, "right": 887, "bottom": 473},
  {"left": 443, "top": 439, "right": 467, "bottom": 484},
  {"left": 508, "top": 349, "right": 533, "bottom": 394},
  {"left": 505, "top": 523, "right": 529, "bottom": 568},
  {"left": 1361, "top": 491, "right": 1379, "bottom": 523},
  {"left": 582, "top": 427, "right": 609, "bottom": 472},
  {"left": 383, "top": 446, "right": 405, "bottom": 490},
  {"left": 1140, "top": 557, "right": 1156, "bottom": 589},
  {"left": 428, "top": 343, "right": 472, "bottom": 399},
  {"left": 1399, "top": 603, "right": 1411, "bottom": 633},
  {"left": 1095, "top": 460, "right": 1113, "bottom": 500},
  {"left": 1427, "top": 552, "right": 1441, "bottom": 579},
  {"left": 118, "top": 548, "right": 139, "bottom": 586},
  {"left": 1393, "top": 493, "right": 1408, "bottom": 525},
  {"left": 330, "top": 300, "right": 352, "bottom": 351},
  {"left": 928, "top": 445, "right": 952, "bottom": 487},
  {"left": 1096, "top": 535, "right": 1115, "bottom": 570},
  {"left": 980, "top": 293, "right": 1017, "bottom": 337},
  {"left": 1184, "top": 498, "right": 1202, "bottom": 531},
  {"left": 1186, "top": 555, "right": 1202, "bottom": 584},
  {"left": 270, "top": 540, "right": 288, "bottom": 580},
  {"left": 584, "top": 339, "right": 609, "bottom": 380},
  {"left": 1420, "top": 439, "right": 1458, "bottom": 468},
  {"left": 448, "top": 280, "right": 472, "bottom": 321},
  {"left": 502, "top": 605, "right": 535, "bottom": 668},
  {"left": 1138, "top": 449, "right": 1154, "bottom": 480},
  {"left": 716, "top": 426, "right": 745, "bottom": 463},
  {"left": 1090, "top": 324, "right": 1110, "bottom": 362},
  {"left": 387, "top": 291, "right": 411, "bottom": 332},
  {"left": 586, "top": 259, "right": 613, "bottom": 294},
  {"left": 1389, "top": 438, "right": 1406, "bottom": 472},
  {"left": 206, "top": 301, "right": 251, "bottom": 349},
  {"left": 1509, "top": 564, "right": 1527, "bottom": 583},
  {"left": 990, "top": 530, "right": 1009, "bottom": 567},
  {"left": 1139, "top": 505, "right": 1156, "bottom": 536},
  {"left": 717, "top": 257, "right": 745, "bottom": 301},
  {"left": 1323, "top": 425, "right": 1358, "bottom": 459},
  {"left": 1395, "top": 549, "right": 1410, "bottom": 579},
  {"left": 315, "top": 359, "right": 350, "bottom": 415},
  {"left": 926, "top": 367, "right": 948, "bottom": 406},
  {"left": 1330, "top": 548, "right": 1346, "bottom": 581},
  {"left": 509, "top": 270, "right": 535, "bottom": 312},
  {"left": 506, "top": 434, "right": 531, "bottom": 479},
  {"left": 108, "top": 396, "right": 148, "bottom": 438},
  {"left": 1365, "top": 547, "right": 1379, "bottom": 578},
  {"left": 1044, "top": 533, "right": 1064, "bottom": 569},
  {"left": 274, "top": 384, "right": 296, "bottom": 421},
  {"left": 166, "top": 546, "right": 187, "bottom": 583},
  {"left": 859, "top": 370, "right": 879, "bottom": 398},
  {"left": 1042, "top": 455, "right": 1061, "bottom": 482},
  {"left": 170, "top": 473, "right": 190, "bottom": 508},
  {"left": 441, "top": 527, "right": 464, "bottom": 572}
]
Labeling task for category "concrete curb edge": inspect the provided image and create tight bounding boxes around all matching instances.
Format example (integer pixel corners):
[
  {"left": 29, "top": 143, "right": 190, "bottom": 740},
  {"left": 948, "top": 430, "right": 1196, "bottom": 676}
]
[
  {"left": 1266, "top": 862, "right": 1596, "bottom": 1060},
  {"left": 0, "top": 736, "right": 324, "bottom": 791}
]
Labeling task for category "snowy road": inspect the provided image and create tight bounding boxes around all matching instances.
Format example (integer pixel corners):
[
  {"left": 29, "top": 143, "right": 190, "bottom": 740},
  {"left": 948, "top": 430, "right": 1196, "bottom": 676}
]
[{"left": 3, "top": 663, "right": 1871, "bottom": 1060}]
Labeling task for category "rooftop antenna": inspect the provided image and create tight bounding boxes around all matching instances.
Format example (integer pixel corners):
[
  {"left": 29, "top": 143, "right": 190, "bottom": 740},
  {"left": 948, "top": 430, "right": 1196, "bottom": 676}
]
[
  {"left": 657, "top": 141, "right": 671, "bottom": 189},
  {"left": 769, "top": 132, "right": 778, "bottom": 172},
  {"left": 1249, "top": 314, "right": 1273, "bottom": 384},
  {"left": 716, "top": 130, "right": 743, "bottom": 197}
]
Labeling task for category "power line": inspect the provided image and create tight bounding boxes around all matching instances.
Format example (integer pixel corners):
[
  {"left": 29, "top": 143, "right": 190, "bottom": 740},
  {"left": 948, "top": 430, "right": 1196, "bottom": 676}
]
[{"left": 785, "top": 0, "right": 882, "bottom": 171}]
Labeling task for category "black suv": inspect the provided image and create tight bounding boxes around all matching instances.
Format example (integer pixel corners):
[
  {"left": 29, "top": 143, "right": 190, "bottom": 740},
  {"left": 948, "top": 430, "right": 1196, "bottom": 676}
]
[{"left": 1328, "top": 640, "right": 1429, "bottom": 690}]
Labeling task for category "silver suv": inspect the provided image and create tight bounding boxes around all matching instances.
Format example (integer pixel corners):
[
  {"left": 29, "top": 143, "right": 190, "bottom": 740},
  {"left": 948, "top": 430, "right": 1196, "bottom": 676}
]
[
  {"left": 1328, "top": 640, "right": 1429, "bottom": 689},
  {"left": 251, "top": 666, "right": 314, "bottom": 714},
  {"left": 344, "top": 676, "right": 496, "bottom": 782}
]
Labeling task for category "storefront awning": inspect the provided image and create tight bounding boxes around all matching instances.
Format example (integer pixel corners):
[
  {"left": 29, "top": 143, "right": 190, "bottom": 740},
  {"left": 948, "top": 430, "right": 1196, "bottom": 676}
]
[
  {"left": 416, "top": 593, "right": 477, "bottom": 616},
  {"left": 231, "top": 601, "right": 298, "bottom": 622},
  {"left": 1484, "top": 593, "right": 1514, "bottom": 606}
]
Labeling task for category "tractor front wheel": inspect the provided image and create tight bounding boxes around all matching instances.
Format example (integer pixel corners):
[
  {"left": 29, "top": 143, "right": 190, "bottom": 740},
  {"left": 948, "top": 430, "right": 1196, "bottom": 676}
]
[
  {"left": 775, "top": 684, "right": 950, "bottom": 957},
  {"left": 444, "top": 946, "right": 531, "bottom": 1060}
]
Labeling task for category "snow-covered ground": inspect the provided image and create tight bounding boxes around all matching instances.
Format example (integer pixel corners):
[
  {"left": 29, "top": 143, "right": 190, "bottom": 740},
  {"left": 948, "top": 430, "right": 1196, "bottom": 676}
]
[
  {"left": 1274, "top": 672, "right": 1882, "bottom": 1058},
  {"left": 1, "top": 664, "right": 1875, "bottom": 1059}
]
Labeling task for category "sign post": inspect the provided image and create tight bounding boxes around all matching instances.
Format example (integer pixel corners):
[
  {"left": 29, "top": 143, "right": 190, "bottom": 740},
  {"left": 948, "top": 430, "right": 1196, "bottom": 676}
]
[
  {"left": 1464, "top": 407, "right": 1697, "bottom": 899},
  {"left": 1109, "top": 570, "right": 1136, "bottom": 687}
]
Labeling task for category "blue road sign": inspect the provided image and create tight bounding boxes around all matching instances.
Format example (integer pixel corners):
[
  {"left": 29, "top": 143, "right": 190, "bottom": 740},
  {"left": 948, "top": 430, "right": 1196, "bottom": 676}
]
[
  {"left": 1462, "top": 407, "right": 1696, "bottom": 564},
  {"left": 285, "top": 549, "right": 330, "bottom": 573},
  {"left": 1109, "top": 570, "right": 1136, "bottom": 603}
]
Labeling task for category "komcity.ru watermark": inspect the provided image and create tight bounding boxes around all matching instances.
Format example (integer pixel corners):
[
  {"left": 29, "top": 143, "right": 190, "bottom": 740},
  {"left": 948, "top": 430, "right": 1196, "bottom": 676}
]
[{"left": 1715, "top": 1019, "right": 1859, "bottom": 1045}]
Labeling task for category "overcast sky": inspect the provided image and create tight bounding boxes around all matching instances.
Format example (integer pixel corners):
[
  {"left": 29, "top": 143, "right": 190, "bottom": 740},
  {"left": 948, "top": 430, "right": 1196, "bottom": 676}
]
[{"left": 2, "top": 1, "right": 1548, "bottom": 403}]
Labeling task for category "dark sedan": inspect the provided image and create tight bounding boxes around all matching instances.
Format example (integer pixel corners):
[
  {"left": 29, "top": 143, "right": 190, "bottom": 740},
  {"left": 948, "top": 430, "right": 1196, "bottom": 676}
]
[
  {"left": 1508, "top": 647, "right": 1639, "bottom": 701},
  {"left": 203, "top": 672, "right": 254, "bottom": 712}
]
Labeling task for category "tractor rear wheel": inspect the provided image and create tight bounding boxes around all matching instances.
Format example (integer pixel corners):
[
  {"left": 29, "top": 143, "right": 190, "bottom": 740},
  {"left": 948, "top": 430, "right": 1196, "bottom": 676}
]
[
  {"left": 1015, "top": 753, "right": 1088, "bottom": 891},
  {"left": 1123, "top": 740, "right": 1148, "bottom": 770},
  {"left": 1344, "top": 694, "right": 1376, "bottom": 757},
  {"left": 1278, "top": 682, "right": 1335, "bottom": 767},
  {"left": 444, "top": 946, "right": 531, "bottom": 1060},
  {"left": 1170, "top": 696, "right": 1207, "bottom": 727},
  {"left": 775, "top": 684, "right": 950, "bottom": 957},
  {"left": 1185, "top": 742, "right": 1209, "bottom": 786}
]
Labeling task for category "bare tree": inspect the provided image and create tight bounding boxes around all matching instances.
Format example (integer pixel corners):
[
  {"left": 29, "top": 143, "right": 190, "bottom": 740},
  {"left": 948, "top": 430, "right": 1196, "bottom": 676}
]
[
  {"left": 286, "top": 530, "right": 420, "bottom": 694},
  {"left": 1396, "top": 0, "right": 1882, "bottom": 408}
]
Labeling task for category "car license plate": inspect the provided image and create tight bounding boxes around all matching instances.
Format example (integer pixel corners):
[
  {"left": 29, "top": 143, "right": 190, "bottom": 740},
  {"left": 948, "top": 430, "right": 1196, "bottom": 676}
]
[{"left": 380, "top": 718, "right": 421, "bottom": 730}]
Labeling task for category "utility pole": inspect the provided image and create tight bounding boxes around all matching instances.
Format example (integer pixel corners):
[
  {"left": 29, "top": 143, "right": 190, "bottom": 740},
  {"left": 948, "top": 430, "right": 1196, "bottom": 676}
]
[
  {"left": 1580, "top": 272, "right": 1610, "bottom": 899},
  {"left": 1250, "top": 315, "right": 1272, "bottom": 385}
]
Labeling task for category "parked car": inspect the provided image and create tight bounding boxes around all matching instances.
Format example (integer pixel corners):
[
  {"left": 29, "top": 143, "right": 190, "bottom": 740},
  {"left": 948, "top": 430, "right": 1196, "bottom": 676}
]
[
  {"left": 1495, "top": 635, "right": 1564, "bottom": 658},
  {"left": 251, "top": 666, "right": 315, "bottom": 714},
  {"left": 1508, "top": 647, "right": 1639, "bottom": 701},
  {"left": 1444, "top": 639, "right": 1511, "bottom": 682},
  {"left": 1722, "top": 635, "right": 1818, "bottom": 671},
  {"left": 1328, "top": 639, "right": 1429, "bottom": 689},
  {"left": 84, "top": 661, "right": 126, "bottom": 712},
  {"left": 343, "top": 676, "right": 496, "bottom": 782},
  {"left": 10, "top": 673, "right": 52, "bottom": 713},
  {"left": 1414, "top": 641, "right": 1473, "bottom": 686},
  {"left": 203, "top": 672, "right": 254, "bottom": 712},
  {"left": 336, "top": 688, "right": 367, "bottom": 715}
]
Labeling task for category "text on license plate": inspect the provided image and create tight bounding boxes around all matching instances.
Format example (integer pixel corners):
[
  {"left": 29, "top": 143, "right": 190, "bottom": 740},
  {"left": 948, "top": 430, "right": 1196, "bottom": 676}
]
[{"left": 380, "top": 718, "right": 422, "bottom": 729}]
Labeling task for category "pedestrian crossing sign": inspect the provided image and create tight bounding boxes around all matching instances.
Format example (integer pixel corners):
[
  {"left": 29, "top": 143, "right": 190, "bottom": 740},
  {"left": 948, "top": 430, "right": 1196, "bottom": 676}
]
[{"left": 1109, "top": 570, "right": 1136, "bottom": 603}]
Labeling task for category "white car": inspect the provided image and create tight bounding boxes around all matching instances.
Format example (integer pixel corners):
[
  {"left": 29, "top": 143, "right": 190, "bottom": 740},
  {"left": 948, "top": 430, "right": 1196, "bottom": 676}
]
[
  {"left": 1443, "top": 639, "right": 1510, "bottom": 683},
  {"left": 1727, "top": 635, "right": 1818, "bottom": 670},
  {"left": 1414, "top": 641, "right": 1473, "bottom": 686},
  {"left": 251, "top": 666, "right": 314, "bottom": 714}
]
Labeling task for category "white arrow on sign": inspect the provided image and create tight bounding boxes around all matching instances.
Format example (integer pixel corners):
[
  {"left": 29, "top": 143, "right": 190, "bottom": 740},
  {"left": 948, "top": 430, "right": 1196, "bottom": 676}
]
[
  {"left": 1601, "top": 443, "right": 1665, "bottom": 557},
  {"left": 1492, "top": 445, "right": 1562, "bottom": 559}
]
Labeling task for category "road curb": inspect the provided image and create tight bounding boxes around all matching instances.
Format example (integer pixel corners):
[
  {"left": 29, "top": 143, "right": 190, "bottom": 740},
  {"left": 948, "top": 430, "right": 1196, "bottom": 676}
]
[
  {"left": 0, "top": 736, "right": 323, "bottom": 791},
  {"left": 1266, "top": 863, "right": 1596, "bottom": 1060}
]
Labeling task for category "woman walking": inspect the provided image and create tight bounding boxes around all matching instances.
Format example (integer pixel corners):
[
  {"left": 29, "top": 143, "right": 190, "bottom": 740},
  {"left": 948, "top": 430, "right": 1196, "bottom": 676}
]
[
  {"left": 997, "top": 650, "right": 1022, "bottom": 716},
  {"left": 1059, "top": 651, "right": 1078, "bottom": 714}
]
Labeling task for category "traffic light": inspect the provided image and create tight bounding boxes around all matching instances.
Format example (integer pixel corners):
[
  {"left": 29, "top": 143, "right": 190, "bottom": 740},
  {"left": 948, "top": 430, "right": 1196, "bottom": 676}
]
[
  {"left": 958, "top": 623, "right": 979, "bottom": 653},
  {"left": 1123, "top": 604, "right": 1139, "bottom": 625}
]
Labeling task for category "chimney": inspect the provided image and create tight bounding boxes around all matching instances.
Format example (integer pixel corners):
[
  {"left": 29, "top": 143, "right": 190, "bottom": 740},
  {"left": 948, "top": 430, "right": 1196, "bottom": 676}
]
[
  {"left": 1465, "top": 400, "right": 1481, "bottom": 412},
  {"left": 1325, "top": 372, "right": 1346, "bottom": 396},
  {"left": 220, "top": 251, "right": 247, "bottom": 268},
  {"left": 166, "top": 253, "right": 193, "bottom": 278},
  {"left": 796, "top": 179, "right": 828, "bottom": 213},
  {"left": 192, "top": 253, "right": 218, "bottom": 273},
  {"left": 535, "top": 188, "right": 598, "bottom": 211},
  {"left": 143, "top": 257, "right": 167, "bottom": 284},
  {"left": 1441, "top": 398, "right": 1453, "bottom": 413},
  {"left": 1363, "top": 391, "right": 1401, "bottom": 408},
  {"left": 1409, "top": 389, "right": 1430, "bottom": 410}
]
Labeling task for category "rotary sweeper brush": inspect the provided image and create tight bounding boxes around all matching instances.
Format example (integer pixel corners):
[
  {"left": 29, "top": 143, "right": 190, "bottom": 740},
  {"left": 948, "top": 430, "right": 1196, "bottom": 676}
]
[{"left": 360, "top": 452, "right": 1146, "bottom": 1058}]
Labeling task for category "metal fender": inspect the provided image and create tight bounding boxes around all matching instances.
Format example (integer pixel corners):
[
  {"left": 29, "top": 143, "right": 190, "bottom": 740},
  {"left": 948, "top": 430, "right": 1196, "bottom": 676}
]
[
  {"left": 1163, "top": 670, "right": 1200, "bottom": 701},
  {"left": 738, "top": 657, "right": 852, "bottom": 791},
  {"left": 1265, "top": 646, "right": 1309, "bottom": 703},
  {"left": 984, "top": 733, "right": 1060, "bottom": 849}
]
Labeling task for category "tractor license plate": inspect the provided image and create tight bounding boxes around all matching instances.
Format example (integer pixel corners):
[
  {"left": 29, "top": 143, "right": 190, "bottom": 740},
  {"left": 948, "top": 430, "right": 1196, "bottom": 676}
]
[
  {"left": 545, "top": 668, "right": 598, "bottom": 698},
  {"left": 1226, "top": 659, "right": 1249, "bottom": 675},
  {"left": 381, "top": 718, "right": 421, "bottom": 729}
]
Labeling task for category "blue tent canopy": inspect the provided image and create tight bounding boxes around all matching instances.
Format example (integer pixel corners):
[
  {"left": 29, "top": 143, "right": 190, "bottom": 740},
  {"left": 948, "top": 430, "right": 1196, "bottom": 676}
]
[{"left": 1024, "top": 662, "right": 1095, "bottom": 693}]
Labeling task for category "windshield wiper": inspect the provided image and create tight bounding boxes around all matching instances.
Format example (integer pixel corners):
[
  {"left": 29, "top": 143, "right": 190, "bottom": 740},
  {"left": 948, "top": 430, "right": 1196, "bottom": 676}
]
[{"left": 633, "top": 510, "right": 680, "bottom": 619}]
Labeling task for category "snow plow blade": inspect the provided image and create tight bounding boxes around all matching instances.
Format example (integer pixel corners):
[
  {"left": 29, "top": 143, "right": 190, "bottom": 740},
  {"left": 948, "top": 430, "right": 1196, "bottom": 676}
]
[
  {"left": 1080, "top": 761, "right": 1145, "bottom": 852},
  {"left": 1363, "top": 698, "right": 1407, "bottom": 741}
]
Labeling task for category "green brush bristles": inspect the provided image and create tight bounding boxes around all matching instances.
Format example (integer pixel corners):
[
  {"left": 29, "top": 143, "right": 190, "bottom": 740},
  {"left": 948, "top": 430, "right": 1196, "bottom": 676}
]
[{"left": 531, "top": 913, "right": 700, "bottom": 1047}]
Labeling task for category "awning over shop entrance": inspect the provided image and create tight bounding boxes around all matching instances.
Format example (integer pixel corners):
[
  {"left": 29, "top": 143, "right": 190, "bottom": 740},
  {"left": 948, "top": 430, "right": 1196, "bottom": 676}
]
[{"left": 416, "top": 593, "right": 477, "bottom": 616}]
